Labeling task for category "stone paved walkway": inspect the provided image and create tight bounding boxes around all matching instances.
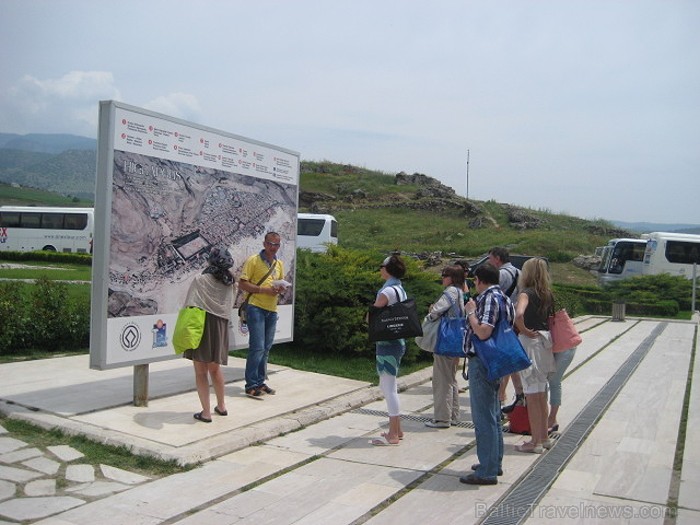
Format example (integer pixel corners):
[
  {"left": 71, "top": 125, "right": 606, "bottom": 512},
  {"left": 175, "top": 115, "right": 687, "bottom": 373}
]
[{"left": 0, "top": 424, "right": 151, "bottom": 522}]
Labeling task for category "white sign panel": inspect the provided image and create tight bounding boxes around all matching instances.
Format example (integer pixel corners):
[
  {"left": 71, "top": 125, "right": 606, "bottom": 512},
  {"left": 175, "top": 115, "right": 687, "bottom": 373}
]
[{"left": 91, "top": 101, "right": 299, "bottom": 370}]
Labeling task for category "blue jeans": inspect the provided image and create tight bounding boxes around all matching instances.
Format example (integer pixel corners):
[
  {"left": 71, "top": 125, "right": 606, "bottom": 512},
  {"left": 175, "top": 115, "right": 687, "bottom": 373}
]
[
  {"left": 468, "top": 356, "right": 503, "bottom": 480},
  {"left": 244, "top": 304, "right": 278, "bottom": 390}
]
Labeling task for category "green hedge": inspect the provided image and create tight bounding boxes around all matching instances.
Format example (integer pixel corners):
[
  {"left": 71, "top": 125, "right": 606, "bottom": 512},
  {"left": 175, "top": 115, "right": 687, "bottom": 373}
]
[
  {"left": 0, "top": 279, "right": 90, "bottom": 354},
  {"left": 0, "top": 250, "right": 92, "bottom": 266}
]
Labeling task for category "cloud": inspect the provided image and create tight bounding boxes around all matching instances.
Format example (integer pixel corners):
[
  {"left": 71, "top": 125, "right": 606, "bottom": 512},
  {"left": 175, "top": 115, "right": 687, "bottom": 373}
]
[
  {"left": 0, "top": 71, "right": 121, "bottom": 136},
  {"left": 143, "top": 93, "right": 202, "bottom": 123}
]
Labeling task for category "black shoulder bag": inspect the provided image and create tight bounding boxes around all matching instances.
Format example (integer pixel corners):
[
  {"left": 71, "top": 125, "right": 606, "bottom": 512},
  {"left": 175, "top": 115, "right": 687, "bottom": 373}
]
[{"left": 368, "top": 286, "right": 423, "bottom": 342}]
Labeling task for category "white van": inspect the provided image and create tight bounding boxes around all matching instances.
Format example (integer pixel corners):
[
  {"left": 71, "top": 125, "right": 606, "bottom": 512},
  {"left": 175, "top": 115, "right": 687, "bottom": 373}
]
[
  {"left": 296, "top": 213, "right": 338, "bottom": 252},
  {"left": 642, "top": 232, "right": 700, "bottom": 279}
]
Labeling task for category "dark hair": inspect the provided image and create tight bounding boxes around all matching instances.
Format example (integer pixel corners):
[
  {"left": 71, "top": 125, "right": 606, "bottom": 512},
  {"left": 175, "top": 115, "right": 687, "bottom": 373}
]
[
  {"left": 453, "top": 259, "right": 471, "bottom": 273},
  {"left": 265, "top": 231, "right": 281, "bottom": 242},
  {"left": 383, "top": 254, "right": 406, "bottom": 279},
  {"left": 474, "top": 263, "right": 499, "bottom": 285},
  {"left": 488, "top": 247, "right": 510, "bottom": 264},
  {"left": 442, "top": 265, "right": 465, "bottom": 289}
]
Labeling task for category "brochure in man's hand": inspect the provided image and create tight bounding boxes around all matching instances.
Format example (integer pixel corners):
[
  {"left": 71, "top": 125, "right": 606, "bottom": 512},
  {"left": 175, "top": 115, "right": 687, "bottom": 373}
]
[{"left": 273, "top": 279, "right": 292, "bottom": 289}]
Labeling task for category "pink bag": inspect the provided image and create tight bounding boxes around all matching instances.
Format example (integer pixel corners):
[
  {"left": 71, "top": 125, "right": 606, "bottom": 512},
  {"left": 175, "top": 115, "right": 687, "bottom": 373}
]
[{"left": 548, "top": 309, "right": 582, "bottom": 353}]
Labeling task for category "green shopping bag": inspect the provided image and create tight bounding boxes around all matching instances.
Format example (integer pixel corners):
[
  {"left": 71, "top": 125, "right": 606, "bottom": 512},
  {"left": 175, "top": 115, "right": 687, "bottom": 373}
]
[{"left": 172, "top": 306, "right": 206, "bottom": 354}]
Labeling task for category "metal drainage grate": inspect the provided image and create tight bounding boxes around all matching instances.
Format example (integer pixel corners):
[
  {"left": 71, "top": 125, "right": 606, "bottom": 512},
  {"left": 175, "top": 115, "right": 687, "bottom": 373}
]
[
  {"left": 481, "top": 322, "right": 668, "bottom": 525},
  {"left": 353, "top": 407, "right": 475, "bottom": 429}
]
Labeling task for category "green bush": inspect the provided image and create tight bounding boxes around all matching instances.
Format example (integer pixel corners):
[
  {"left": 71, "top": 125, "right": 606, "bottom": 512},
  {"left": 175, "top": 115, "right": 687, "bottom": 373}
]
[
  {"left": 602, "top": 274, "right": 693, "bottom": 308},
  {"left": 293, "top": 246, "right": 441, "bottom": 364},
  {"left": 0, "top": 279, "right": 90, "bottom": 355},
  {"left": 0, "top": 281, "right": 30, "bottom": 352},
  {"left": 551, "top": 284, "right": 584, "bottom": 317}
]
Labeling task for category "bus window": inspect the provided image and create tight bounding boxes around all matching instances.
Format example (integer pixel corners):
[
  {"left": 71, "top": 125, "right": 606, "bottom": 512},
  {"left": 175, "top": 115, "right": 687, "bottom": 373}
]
[
  {"left": 64, "top": 213, "right": 88, "bottom": 230},
  {"left": 0, "top": 211, "right": 20, "bottom": 227},
  {"left": 20, "top": 213, "right": 41, "bottom": 228},
  {"left": 297, "top": 218, "right": 325, "bottom": 237},
  {"left": 42, "top": 213, "right": 64, "bottom": 229}
]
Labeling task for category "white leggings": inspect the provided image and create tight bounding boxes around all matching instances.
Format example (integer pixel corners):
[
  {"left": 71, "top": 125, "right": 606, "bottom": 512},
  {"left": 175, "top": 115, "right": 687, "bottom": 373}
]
[{"left": 379, "top": 374, "right": 401, "bottom": 417}]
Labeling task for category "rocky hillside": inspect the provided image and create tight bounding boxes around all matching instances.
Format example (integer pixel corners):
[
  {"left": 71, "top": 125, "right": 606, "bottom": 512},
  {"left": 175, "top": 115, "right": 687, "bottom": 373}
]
[{"left": 300, "top": 161, "right": 631, "bottom": 238}]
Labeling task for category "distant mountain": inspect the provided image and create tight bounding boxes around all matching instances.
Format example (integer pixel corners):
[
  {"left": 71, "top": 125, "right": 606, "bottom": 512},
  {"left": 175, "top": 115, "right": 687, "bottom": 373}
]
[
  {"left": 0, "top": 133, "right": 96, "bottom": 154},
  {"left": 611, "top": 220, "right": 700, "bottom": 235},
  {"left": 0, "top": 133, "right": 97, "bottom": 199}
]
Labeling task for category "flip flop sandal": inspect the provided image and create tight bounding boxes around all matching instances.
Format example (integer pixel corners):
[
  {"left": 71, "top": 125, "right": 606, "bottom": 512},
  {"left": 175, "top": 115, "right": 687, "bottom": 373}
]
[
  {"left": 193, "top": 411, "right": 212, "bottom": 423},
  {"left": 214, "top": 407, "right": 228, "bottom": 416},
  {"left": 369, "top": 435, "right": 399, "bottom": 446}
]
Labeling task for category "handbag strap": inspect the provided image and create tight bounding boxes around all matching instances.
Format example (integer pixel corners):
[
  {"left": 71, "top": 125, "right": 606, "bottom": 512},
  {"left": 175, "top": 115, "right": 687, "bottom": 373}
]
[
  {"left": 242, "top": 260, "right": 278, "bottom": 305},
  {"left": 389, "top": 285, "right": 407, "bottom": 303},
  {"left": 442, "top": 287, "right": 465, "bottom": 318}
]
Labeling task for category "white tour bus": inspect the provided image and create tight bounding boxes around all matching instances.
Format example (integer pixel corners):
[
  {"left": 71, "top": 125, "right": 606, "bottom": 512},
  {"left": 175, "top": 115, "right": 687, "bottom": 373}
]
[
  {"left": 596, "top": 238, "right": 648, "bottom": 284},
  {"left": 642, "top": 232, "right": 700, "bottom": 279},
  {"left": 0, "top": 206, "right": 94, "bottom": 253},
  {"left": 296, "top": 213, "right": 338, "bottom": 252}
]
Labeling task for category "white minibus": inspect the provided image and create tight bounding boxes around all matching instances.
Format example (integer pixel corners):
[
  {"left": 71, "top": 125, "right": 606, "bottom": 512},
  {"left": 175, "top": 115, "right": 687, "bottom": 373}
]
[
  {"left": 596, "top": 238, "right": 648, "bottom": 285},
  {"left": 296, "top": 213, "right": 338, "bottom": 252},
  {"left": 642, "top": 232, "right": 700, "bottom": 279},
  {"left": 0, "top": 206, "right": 94, "bottom": 253}
]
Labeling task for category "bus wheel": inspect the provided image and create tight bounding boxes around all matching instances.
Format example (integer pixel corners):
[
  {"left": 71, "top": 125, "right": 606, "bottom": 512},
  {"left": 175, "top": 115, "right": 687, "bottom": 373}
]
[{"left": 42, "top": 245, "right": 57, "bottom": 252}]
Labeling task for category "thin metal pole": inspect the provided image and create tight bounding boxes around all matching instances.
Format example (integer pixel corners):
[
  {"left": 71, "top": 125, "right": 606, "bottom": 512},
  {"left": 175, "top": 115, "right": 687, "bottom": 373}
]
[
  {"left": 466, "top": 149, "right": 470, "bottom": 200},
  {"left": 692, "top": 263, "right": 697, "bottom": 313}
]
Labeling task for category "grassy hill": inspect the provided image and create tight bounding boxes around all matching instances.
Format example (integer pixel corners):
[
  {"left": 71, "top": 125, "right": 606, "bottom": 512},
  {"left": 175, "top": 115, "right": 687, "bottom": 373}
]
[
  {"left": 300, "top": 161, "right": 629, "bottom": 261},
  {"left": 0, "top": 183, "right": 93, "bottom": 207}
]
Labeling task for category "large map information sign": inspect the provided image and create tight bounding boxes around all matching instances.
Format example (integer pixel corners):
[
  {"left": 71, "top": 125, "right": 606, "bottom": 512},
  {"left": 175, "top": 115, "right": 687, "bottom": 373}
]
[{"left": 91, "top": 101, "right": 299, "bottom": 370}]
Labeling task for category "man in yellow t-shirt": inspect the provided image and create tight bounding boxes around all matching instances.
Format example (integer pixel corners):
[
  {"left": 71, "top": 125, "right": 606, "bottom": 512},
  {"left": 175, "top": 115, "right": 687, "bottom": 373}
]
[{"left": 239, "top": 232, "right": 285, "bottom": 398}]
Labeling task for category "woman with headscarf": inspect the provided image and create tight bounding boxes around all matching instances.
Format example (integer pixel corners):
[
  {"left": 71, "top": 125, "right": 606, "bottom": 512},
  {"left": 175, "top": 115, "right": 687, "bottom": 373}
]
[{"left": 183, "top": 246, "right": 236, "bottom": 423}]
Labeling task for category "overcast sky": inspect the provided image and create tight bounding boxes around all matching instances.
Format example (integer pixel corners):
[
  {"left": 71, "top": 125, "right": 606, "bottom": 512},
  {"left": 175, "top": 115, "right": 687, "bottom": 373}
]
[{"left": 1, "top": 1, "right": 697, "bottom": 224}]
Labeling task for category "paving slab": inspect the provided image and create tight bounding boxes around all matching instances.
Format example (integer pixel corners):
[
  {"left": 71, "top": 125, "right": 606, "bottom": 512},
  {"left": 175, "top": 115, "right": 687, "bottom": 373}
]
[
  {"left": 0, "top": 480, "right": 14, "bottom": 501},
  {"left": 47, "top": 446, "right": 84, "bottom": 463},
  {"left": 0, "top": 464, "right": 44, "bottom": 483},
  {"left": 100, "top": 465, "right": 150, "bottom": 485},
  {"left": 23, "top": 456, "right": 61, "bottom": 475},
  {"left": 0, "top": 496, "right": 85, "bottom": 522},
  {"left": 0, "top": 437, "right": 27, "bottom": 455},
  {"left": 0, "top": 447, "right": 42, "bottom": 464},
  {"left": 64, "top": 465, "right": 94, "bottom": 484},
  {"left": 24, "top": 479, "right": 57, "bottom": 496}
]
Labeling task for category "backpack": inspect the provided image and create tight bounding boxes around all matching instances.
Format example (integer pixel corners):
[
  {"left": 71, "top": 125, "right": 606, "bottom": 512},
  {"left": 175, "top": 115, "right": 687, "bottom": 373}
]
[{"left": 502, "top": 266, "right": 520, "bottom": 299}]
